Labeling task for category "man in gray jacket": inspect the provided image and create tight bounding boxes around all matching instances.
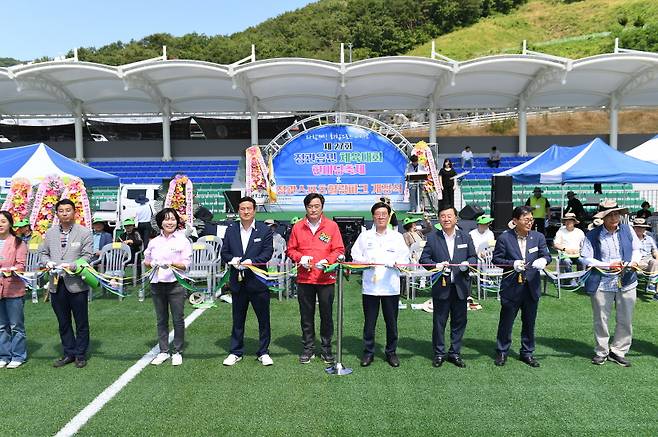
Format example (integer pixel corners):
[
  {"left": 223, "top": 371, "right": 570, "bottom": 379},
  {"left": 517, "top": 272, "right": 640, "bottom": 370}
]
[{"left": 39, "top": 199, "right": 94, "bottom": 368}]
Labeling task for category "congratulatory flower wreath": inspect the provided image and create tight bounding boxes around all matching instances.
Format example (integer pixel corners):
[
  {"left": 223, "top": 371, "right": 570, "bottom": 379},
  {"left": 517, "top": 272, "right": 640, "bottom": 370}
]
[
  {"left": 30, "top": 175, "right": 65, "bottom": 237},
  {"left": 60, "top": 177, "right": 92, "bottom": 229},
  {"left": 1, "top": 178, "right": 34, "bottom": 224},
  {"left": 164, "top": 174, "right": 194, "bottom": 226}
]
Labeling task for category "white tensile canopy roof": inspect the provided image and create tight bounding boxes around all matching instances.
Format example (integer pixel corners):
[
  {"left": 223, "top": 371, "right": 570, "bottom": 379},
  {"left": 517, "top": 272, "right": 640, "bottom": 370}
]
[{"left": 1, "top": 50, "right": 658, "bottom": 117}]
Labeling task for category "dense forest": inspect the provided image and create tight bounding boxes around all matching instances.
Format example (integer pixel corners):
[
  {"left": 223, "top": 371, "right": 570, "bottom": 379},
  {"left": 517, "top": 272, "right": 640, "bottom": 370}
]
[{"left": 69, "top": 0, "right": 526, "bottom": 65}]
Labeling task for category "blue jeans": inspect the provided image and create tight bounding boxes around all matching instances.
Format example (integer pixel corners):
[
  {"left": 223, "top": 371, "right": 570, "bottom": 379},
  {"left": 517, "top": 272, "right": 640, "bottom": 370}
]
[{"left": 0, "top": 297, "right": 27, "bottom": 363}]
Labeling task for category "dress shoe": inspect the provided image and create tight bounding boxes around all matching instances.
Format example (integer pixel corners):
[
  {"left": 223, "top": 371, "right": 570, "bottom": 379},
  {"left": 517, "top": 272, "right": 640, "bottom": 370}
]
[
  {"left": 386, "top": 353, "right": 400, "bottom": 368},
  {"left": 591, "top": 354, "right": 607, "bottom": 365},
  {"left": 432, "top": 356, "right": 444, "bottom": 367},
  {"left": 75, "top": 357, "right": 87, "bottom": 368},
  {"left": 53, "top": 356, "right": 75, "bottom": 368},
  {"left": 447, "top": 354, "right": 466, "bottom": 368},
  {"left": 360, "top": 354, "right": 374, "bottom": 367},
  {"left": 608, "top": 351, "right": 631, "bottom": 367},
  {"left": 520, "top": 355, "right": 540, "bottom": 368},
  {"left": 494, "top": 353, "right": 507, "bottom": 366}
]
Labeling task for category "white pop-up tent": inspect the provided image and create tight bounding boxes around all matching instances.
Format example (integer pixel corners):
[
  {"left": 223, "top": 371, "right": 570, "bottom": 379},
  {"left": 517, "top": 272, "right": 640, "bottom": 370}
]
[{"left": 625, "top": 135, "right": 658, "bottom": 164}]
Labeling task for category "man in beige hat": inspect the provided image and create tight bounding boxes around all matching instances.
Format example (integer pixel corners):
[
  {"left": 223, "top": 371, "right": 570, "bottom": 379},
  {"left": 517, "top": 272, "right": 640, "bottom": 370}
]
[
  {"left": 525, "top": 187, "right": 550, "bottom": 234},
  {"left": 581, "top": 200, "right": 641, "bottom": 367},
  {"left": 631, "top": 218, "right": 658, "bottom": 295},
  {"left": 553, "top": 213, "right": 585, "bottom": 284}
]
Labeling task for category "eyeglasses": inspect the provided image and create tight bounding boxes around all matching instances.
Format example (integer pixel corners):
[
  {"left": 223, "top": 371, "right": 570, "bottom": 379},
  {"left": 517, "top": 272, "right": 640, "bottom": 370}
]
[
  {"left": 373, "top": 214, "right": 389, "bottom": 219},
  {"left": 515, "top": 217, "right": 534, "bottom": 223}
]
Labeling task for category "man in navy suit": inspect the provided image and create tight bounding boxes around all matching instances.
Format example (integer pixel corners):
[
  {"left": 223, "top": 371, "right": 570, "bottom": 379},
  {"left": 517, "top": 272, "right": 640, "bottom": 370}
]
[
  {"left": 220, "top": 196, "right": 274, "bottom": 366},
  {"left": 493, "top": 205, "right": 551, "bottom": 367},
  {"left": 419, "top": 206, "right": 476, "bottom": 368}
]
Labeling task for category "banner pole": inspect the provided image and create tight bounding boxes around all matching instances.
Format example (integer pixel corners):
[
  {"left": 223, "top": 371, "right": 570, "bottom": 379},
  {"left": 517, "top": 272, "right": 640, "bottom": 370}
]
[{"left": 326, "top": 255, "right": 352, "bottom": 375}]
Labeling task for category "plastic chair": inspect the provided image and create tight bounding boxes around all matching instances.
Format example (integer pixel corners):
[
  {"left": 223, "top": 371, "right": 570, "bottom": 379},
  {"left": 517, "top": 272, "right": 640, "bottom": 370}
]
[
  {"left": 24, "top": 244, "right": 44, "bottom": 303},
  {"left": 187, "top": 242, "right": 217, "bottom": 304},
  {"left": 198, "top": 235, "right": 224, "bottom": 295},
  {"left": 476, "top": 246, "right": 503, "bottom": 300},
  {"left": 403, "top": 241, "right": 430, "bottom": 300},
  {"left": 267, "top": 233, "right": 288, "bottom": 300},
  {"left": 93, "top": 242, "right": 132, "bottom": 300}
]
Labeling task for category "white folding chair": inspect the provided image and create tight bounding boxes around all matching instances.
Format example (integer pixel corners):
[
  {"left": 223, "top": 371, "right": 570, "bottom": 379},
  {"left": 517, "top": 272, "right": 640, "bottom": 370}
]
[
  {"left": 403, "top": 241, "right": 431, "bottom": 300},
  {"left": 198, "top": 235, "right": 223, "bottom": 293},
  {"left": 25, "top": 244, "right": 43, "bottom": 303}
]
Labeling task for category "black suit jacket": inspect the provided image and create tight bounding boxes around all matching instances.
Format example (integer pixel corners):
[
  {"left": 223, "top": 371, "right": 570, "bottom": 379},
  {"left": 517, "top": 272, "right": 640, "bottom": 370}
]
[
  {"left": 419, "top": 228, "right": 476, "bottom": 300},
  {"left": 220, "top": 221, "right": 274, "bottom": 293},
  {"left": 493, "top": 229, "right": 551, "bottom": 302}
]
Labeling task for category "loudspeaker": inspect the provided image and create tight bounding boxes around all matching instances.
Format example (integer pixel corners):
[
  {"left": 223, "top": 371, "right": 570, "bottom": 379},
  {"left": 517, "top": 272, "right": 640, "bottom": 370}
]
[
  {"left": 459, "top": 204, "right": 484, "bottom": 221},
  {"left": 223, "top": 190, "right": 242, "bottom": 213},
  {"left": 492, "top": 201, "right": 513, "bottom": 233},
  {"left": 492, "top": 175, "right": 513, "bottom": 203}
]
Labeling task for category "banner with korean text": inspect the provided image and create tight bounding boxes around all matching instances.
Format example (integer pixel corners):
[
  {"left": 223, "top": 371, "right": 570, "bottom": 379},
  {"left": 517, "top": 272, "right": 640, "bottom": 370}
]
[{"left": 272, "top": 124, "right": 408, "bottom": 209}]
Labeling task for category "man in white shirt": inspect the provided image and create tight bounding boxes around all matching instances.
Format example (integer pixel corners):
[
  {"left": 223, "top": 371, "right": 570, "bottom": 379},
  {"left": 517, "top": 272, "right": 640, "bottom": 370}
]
[
  {"left": 351, "top": 202, "right": 409, "bottom": 368},
  {"left": 553, "top": 212, "right": 586, "bottom": 282},
  {"left": 469, "top": 214, "right": 495, "bottom": 255},
  {"left": 461, "top": 146, "right": 474, "bottom": 169}
]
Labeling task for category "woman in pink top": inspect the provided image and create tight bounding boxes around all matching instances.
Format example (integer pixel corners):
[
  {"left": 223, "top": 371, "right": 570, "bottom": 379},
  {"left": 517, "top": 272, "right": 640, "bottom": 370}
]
[
  {"left": 144, "top": 208, "right": 192, "bottom": 367},
  {"left": 0, "top": 211, "right": 28, "bottom": 368}
]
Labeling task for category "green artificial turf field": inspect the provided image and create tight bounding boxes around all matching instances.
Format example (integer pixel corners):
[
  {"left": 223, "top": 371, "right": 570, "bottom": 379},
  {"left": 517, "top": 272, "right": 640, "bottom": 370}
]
[{"left": 2, "top": 278, "right": 657, "bottom": 436}]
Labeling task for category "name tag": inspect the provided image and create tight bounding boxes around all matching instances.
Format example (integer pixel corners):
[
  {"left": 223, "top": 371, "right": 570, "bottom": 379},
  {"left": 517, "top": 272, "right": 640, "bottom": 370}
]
[
  {"left": 528, "top": 247, "right": 538, "bottom": 253},
  {"left": 71, "top": 242, "right": 81, "bottom": 248},
  {"left": 254, "top": 238, "right": 262, "bottom": 242},
  {"left": 457, "top": 244, "right": 467, "bottom": 249}
]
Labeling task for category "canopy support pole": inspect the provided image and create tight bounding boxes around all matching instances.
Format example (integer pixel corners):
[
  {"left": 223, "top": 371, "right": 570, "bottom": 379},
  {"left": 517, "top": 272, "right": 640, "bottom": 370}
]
[
  {"left": 429, "top": 108, "right": 437, "bottom": 147},
  {"left": 518, "top": 98, "right": 527, "bottom": 157},
  {"left": 609, "top": 94, "right": 619, "bottom": 150},
  {"left": 74, "top": 101, "right": 84, "bottom": 162},
  {"left": 250, "top": 98, "right": 259, "bottom": 146},
  {"left": 162, "top": 99, "right": 172, "bottom": 161}
]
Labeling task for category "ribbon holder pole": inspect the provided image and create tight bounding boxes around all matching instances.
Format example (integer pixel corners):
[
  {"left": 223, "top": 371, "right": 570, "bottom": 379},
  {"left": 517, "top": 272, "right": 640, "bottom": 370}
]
[{"left": 326, "top": 256, "right": 352, "bottom": 376}]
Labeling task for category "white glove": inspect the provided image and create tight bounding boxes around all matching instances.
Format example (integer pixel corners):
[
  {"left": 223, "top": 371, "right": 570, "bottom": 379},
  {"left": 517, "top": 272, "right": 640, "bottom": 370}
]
[
  {"left": 513, "top": 260, "right": 526, "bottom": 272},
  {"left": 531, "top": 258, "right": 547, "bottom": 270},
  {"left": 237, "top": 259, "right": 252, "bottom": 271},
  {"left": 300, "top": 256, "right": 313, "bottom": 268},
  {"left": 9, "top": 266, "right": 17, "bottom": 271},
  {"left": 315, "top": 259, "right": 328, "bottom": 269},
  {"left": 229, "top": 257, "right": 241, "bottom": 266},
  {"left": 436, "top": 261, "right": 449, "bottom": 271},
  {"left": 459, "top": 261, "right": 469, "bottom": 272},
  {"left": 46, "top": 261, "right": 56, "bottom": 269}
]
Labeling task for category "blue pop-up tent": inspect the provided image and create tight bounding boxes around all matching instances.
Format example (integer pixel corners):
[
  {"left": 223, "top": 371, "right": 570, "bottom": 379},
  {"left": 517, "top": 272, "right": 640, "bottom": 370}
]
[
  {"left": 0, "top": 143, "right": 119, "bottom": 186},
  {"left": 497, "top": 138, "right": 658, "bottom": 184},
  {"left": 496, "top": 142, "right": 590, "bottom": 184}
]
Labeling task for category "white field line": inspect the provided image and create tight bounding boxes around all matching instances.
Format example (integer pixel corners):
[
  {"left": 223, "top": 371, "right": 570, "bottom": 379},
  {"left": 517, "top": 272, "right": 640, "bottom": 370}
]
[{"left": 55, "top": 307, "right": 208, "bottom": 437}]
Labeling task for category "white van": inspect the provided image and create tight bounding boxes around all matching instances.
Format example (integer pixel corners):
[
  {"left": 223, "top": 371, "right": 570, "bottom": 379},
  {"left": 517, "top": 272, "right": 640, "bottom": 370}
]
[{"left": 93, "top": 184, "right": 159, "bottom": 226}]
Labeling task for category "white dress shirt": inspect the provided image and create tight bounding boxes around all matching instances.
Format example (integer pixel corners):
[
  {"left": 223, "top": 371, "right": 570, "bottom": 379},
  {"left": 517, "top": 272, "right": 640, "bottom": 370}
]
[
  {"left": 240, "top": 220, "right": 255, "bottom": 254},
  {"left": 350, "top": 227, "right": 409, "bottom": 296}
]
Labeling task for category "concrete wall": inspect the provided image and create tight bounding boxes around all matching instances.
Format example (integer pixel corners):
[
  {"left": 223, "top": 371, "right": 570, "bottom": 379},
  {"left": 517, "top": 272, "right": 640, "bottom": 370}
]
[{"left": 5, "top": 132, "right": 656, "bottom": 160}]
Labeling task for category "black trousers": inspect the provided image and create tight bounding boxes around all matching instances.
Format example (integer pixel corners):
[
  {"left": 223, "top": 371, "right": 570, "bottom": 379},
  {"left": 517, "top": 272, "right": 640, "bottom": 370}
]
[
  {"left": 297, "top": 283, "right": 334, "bottom": 354},
  {"left": 532, "top": 219, "right": 546, "bottom": 234},
  {"left": 432, "top": 285, "right": 467, "bottom": 357},
  {"left": 442, "top": 185, "right": 455, "bottom": 209},
  {"left": 362, "top": 294, "right": 399, "bottom": 357},
  {"left": 51, "top": 281, "right": 89, "bottom": 359},
  {"left": 495, "top": 287, "right": 539, "bottom": 357},
  {"left": 230, "top": 288, "right": 271, "bottom": 357},
  {"left": 137, "top": 222, "right": 153, "bottom": 249},
  {"left": 151, "top": 282, "right": 186, "bottom": 354}
]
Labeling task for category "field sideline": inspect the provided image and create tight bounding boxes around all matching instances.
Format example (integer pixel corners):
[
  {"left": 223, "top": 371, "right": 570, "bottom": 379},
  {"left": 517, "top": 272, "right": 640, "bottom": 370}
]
[{"left": 2, "top": 279, "right": 657, "bottom": 436}]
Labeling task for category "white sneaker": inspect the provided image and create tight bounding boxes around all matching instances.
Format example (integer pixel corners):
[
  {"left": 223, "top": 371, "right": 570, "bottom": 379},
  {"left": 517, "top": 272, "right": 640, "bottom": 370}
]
[
  {"left": 219, "top": 294, "right": 233, "bottom": 304},
  {"left": 0, "top": 360, "right": 7, "bottom": 368},
  {"left": 150, "top": 352, "right": 170, "bottom": 365},
  {"left": 223, "top": 354, "right": 242, "bottom": 366},
  {"left": 258, "top": 354, "right": 274, "bottom": 366},
  {"left": 171, "top": 353, "right": 182, "bottom": 366},
  {"left": 6, "top": 361, "right": 23, "bottom": 369}
]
